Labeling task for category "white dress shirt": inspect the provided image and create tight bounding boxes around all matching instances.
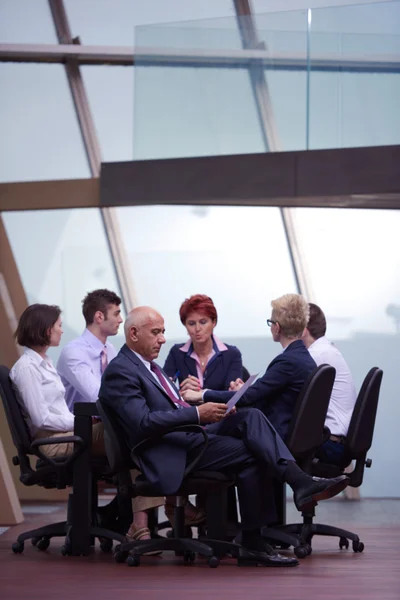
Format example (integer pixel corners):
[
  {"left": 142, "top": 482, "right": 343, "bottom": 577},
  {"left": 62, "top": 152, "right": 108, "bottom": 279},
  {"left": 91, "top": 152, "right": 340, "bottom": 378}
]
[
  {"left": 10, "top": 348, "right": 74, "bottom": 437},
  {"left": 57, "top": 329, "right": 117, "bottom": 410},
  {"left": 308, "top": 336, "right": 357, "bottom": 436}
]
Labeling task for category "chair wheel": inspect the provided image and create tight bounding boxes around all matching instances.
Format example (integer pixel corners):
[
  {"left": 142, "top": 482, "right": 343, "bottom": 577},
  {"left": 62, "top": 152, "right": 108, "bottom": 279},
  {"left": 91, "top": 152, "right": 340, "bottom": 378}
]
[
  {"left": 12, "top": 541, "right": 24, "bottom": 554},
  {"left": 100, "top": 539, "right": 113, "bottom": 553},
  {"left": 339, "top": 537, "right": 349, "bottom": 550},
  {"left": 294, "top": 545, "right": 308, "bottom": 559},
  {"left": 352, "top": 540, "right": 364, "bottom": 553},
  {"left": 208, "top": 556, "right": 220, "bottom": 568},
  {"left": 114, "top": 550, "right": 128, "bottom": 564},
  {"left": 304, "top": 543, "right": 312, "bottom": 555},
  {"left": 61, "top": 540, "right": 71, "bottom": 556},
  {"left": 31, "top": 537, "right": 41, "bottom": 547},
  {"left": 127, "top": 555, "right": 140, "bottom": 567},
  {"left": 37, "top": 537, "right": 50, "bottom": 551},
  {"left": 183, "top": 550, "right": 195, "bottom": 564}
]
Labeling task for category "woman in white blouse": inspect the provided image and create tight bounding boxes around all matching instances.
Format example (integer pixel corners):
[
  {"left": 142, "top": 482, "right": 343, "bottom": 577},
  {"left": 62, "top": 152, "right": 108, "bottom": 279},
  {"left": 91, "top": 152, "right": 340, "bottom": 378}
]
[{"left": 10, "top": 303, "right": 104, "bottom": 458}]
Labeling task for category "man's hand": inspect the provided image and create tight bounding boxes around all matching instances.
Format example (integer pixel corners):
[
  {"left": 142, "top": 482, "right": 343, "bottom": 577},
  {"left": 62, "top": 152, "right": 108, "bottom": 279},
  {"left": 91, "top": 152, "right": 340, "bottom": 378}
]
[
  {"left": 179, "top": 375, "right": 201, "bottom": 393},
  {"left": 181, "top": 388, "right": 203, "bottom": 404},
  {"left": 229, "top": 378, "right": 244, "bottom": 392},
  {"left": 198, "top": 402, "right": 228, "bottom": 424}
]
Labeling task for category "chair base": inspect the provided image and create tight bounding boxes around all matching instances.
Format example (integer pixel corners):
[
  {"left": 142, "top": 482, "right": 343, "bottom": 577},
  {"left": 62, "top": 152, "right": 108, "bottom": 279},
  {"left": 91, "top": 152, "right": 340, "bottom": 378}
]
[
  {"left": 114, "top": 536, "right": 272, "bottom": 568},
  {"left": 278, "top": 521, "right": 364, "bottom": 551},
  {"left": 261, "top": 520, "right": 364, "bottom": 558},
  {"left": 12, "top": 492, "right": 127, "bottom": 557}
]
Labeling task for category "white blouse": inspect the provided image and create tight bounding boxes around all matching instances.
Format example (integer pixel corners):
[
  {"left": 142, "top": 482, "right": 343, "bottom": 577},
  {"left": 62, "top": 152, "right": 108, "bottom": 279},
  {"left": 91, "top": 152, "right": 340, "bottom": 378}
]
[{"left": 10, "top": 347, "right": 75, "bottom": 437}]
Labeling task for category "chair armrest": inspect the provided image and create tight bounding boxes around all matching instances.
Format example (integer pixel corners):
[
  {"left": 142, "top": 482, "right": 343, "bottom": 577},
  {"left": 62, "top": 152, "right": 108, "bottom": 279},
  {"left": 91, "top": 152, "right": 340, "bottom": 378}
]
[
  {"left": 30, "top": 435, "right": 85, "bottom": 469},
  {"left": 130, "top": 424, "right": 208, "bottom": 478}
]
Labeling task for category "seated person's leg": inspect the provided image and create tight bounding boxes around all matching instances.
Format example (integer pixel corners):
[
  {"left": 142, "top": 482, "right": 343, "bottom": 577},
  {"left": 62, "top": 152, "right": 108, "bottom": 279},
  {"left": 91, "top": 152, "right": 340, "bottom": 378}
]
[
  {"left": 165, "top": 495, "right": 205, "bottom": 527},
  {"left": 35, "top": 422, "right": 106, "bottom": 457},
  {"left": 315, "top": 439, "right": 347, "bottom": 467},
  {"left": 126, "top": 469, "right": 164, "bottom": 554}
]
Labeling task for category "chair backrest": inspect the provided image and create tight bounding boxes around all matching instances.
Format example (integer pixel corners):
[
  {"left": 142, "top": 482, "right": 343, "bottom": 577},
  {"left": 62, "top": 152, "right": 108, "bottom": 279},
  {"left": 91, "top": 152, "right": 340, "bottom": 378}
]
[
  {"left": 96, "top": 397, "right": 132, "bottom": 473},
  {"left": 345, "top": 367, "right": 383, "bottom": 458},
  {"left": 0, "top": 364, "right": 33, "bottom": 458},
  {"left": 286, "top": 364, "right": 336, "bottom": 459}
]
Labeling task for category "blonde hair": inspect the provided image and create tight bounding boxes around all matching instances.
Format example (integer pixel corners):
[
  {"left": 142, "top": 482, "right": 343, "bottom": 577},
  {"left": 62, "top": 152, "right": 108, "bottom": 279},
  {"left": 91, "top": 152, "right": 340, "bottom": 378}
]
[{"left": 271, "top": 294, "right": 309, "bottom": 338}]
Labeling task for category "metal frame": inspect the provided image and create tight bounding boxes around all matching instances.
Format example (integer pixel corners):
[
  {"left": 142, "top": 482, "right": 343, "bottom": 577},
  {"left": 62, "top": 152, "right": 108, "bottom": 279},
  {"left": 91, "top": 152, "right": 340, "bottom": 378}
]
[
  {"left": 0, "top": 44, "right": 399, "bottom": 73},
  {"left": 233, "top": 0, "right": 312, "bottom": 298}
]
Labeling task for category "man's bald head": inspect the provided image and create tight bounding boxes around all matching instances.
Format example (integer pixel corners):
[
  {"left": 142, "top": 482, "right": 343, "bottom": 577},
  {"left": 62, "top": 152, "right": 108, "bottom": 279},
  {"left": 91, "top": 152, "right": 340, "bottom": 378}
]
[{"left": 124, "top": 306, "right": 166, "bottom": 362}]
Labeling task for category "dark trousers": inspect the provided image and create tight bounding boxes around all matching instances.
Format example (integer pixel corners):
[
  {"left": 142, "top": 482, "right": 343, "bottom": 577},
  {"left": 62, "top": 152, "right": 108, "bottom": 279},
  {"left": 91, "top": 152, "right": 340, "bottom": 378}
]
[
  {"left": 186, "top": 409, "right": 294, "bottom": 530},
  {"left": 316, "top": 439, "right": 348, "bottom": 467}
]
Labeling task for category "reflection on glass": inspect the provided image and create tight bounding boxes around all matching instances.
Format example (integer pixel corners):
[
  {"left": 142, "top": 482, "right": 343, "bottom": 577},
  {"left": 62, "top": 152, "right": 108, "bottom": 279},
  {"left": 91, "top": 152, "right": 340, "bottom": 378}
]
[
  {"left": 0, "top": 64, "right": 90, "bottom": 183},
  {"left": 3, "top": 208, "right": 124, "bottom": 360},
  {"left": 133, "top": 66, "right": 265, "bottom": 159}
]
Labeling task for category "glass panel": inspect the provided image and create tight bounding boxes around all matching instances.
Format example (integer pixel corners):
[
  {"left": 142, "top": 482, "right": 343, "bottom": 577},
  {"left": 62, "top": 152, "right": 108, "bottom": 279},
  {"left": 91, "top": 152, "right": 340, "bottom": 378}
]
[
  {"left": 0, "top": 0, "right": 57, "bottom": 44},
  {"left": 0, "top": 64, "right": 90, "bottom": 183},
  {"left": 65, "top": 0, "right": 235, "bottom": 46},
  {"left": 309, "top": 1, "right": 400, "bottom": 149},
  {"left": 295, "top": 207, "right": 400, "bottom": 497},
  {"left": 2, "top": 208, "right": 124, "bottom": 361},
  {"left": 116, "top": 204, "right": 297, "bottom": 374},
  {"left": 82, "top": 66, "right": 133, "bottom": 162},
  {"left": 133, "top": 65, "right": 265, "bottom": 159}
]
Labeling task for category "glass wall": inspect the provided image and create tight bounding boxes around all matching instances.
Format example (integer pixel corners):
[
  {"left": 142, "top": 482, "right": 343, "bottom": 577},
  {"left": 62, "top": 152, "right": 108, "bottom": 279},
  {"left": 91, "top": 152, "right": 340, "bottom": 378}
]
[
  {"left": 116, "top": 203, "right": 297, "bottom": 371},
  {"left": 0, "top": 0, "right": 57, "bottom": 44},
  {"left": 131, "top": 2, "right": 400, "bottom": 497},
  {"left": 2, "top": 208, "right": 124, "bottom": 361},
  {"left": 134, "top": 2, "right": 400, "bottom": 155},
  {"left": 294, "top": 207, "right": 400, "bottom": 496},
  {"left": 0, "top": 64, "right": 90, "bottom": 183},
  {"left": 1, "top": 0, "right": 399, "bottom": 498}
]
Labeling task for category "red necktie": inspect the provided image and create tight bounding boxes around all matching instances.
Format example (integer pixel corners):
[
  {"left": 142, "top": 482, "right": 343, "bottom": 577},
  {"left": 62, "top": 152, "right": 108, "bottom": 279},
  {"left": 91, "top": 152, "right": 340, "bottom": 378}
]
[{"left": 150, "top": 362, "right": 191, "bottom": 408}]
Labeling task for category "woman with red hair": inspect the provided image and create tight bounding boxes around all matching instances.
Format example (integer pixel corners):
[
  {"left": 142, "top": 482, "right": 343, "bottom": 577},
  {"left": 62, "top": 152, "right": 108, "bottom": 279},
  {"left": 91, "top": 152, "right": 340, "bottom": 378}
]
[{"left": 164, "top": 294, "right": 243, "bottom": 397}]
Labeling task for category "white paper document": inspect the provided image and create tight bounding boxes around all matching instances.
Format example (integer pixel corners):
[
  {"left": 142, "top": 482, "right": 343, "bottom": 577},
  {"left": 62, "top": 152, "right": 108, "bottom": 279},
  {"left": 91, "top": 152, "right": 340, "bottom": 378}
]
[{"left": 225, "top": 374, "right": 258, "bottom": 414}]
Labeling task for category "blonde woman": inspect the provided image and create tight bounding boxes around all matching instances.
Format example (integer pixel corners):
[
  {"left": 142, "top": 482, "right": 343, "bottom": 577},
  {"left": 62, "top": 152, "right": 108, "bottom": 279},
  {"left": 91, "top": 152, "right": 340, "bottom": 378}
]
[{"left": 183, "top": 293, "right": 316, "bottom": 442}]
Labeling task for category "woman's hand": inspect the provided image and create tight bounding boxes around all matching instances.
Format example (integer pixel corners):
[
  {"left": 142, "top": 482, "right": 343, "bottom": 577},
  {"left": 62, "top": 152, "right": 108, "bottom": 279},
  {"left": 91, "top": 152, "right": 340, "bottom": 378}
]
[
  {"left": 179, "top": 375, "right": 201, "bottom": 393},
  {"left": 229, "top": 378, "right": 244, "bottom": 392},
  {"left": 181, "top": 388, "right": 203, "bottom": 404}
]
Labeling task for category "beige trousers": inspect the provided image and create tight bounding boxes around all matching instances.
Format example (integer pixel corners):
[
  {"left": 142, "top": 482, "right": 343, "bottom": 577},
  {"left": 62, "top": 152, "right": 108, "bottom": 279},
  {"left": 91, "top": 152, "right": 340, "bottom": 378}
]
[
  {"left": 34, "top": 422, "right": 105, "bottom": 457},
  {"left": 34, "top": 425, "right": 164, "bottom": 512}
]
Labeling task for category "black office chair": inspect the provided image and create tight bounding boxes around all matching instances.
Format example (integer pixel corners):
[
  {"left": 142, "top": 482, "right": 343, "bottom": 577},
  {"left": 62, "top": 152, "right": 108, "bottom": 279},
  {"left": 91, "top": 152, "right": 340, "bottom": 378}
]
[
  {"left": 97, "top": 397, "right": 265, "bottom": 568},
  {"left": 0, "top": 365, "right": 125, "bottom": 555},
  {"left": 261, "top": 364, "right": 336, "bottom": 557},
  {"left": 295, "top": 366, "right": 383, "bottom": 553}
]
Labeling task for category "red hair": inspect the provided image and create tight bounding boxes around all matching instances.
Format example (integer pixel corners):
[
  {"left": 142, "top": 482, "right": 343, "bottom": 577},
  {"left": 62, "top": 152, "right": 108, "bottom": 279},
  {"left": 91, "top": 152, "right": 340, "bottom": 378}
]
[{"left": 179, "top": 294, "right": 218, "bottom": 324}]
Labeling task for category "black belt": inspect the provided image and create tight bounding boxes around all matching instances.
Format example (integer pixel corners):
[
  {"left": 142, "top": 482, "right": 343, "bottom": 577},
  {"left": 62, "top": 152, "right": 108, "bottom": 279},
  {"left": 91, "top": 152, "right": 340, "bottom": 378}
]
[{"left": 330, "top": 434, "right": 346, "bottom": 444}]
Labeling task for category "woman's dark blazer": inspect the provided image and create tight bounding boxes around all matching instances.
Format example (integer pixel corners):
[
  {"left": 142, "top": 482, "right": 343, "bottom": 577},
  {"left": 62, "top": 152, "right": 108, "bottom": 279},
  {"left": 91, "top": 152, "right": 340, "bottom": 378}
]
[{"left": 164, "top": 338, "right": 242, "bottom": 394}]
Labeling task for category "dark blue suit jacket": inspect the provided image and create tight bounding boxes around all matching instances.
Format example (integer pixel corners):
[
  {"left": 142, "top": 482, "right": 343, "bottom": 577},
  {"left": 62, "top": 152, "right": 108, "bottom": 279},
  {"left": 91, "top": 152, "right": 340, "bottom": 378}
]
[
  {"left": 205, "top": 340, "right": 316, "bottom": 441},
  {"left": 164, "top": 340, "right": 242, "bottom": 393},
  {"left": 99, "top": 344, "right": 200, "bottom": 495}
]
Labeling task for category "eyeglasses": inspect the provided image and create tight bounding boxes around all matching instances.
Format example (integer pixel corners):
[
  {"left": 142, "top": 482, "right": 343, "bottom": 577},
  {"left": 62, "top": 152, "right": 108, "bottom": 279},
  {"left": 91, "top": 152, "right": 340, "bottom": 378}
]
[{"left": 266, "top": 319, "right": 278, "bottom": 327}]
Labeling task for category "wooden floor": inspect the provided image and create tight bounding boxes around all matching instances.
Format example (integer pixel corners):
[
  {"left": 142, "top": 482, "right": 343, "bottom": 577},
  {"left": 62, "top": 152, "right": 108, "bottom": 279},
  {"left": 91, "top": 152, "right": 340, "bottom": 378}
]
[{"left": 1, "top": 500, "right": 400, "bottom": 600}]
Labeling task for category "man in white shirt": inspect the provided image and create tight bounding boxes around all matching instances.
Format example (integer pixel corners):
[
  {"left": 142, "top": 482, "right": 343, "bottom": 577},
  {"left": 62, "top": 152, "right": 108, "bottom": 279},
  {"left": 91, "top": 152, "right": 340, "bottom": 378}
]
[
  {"left": 57, "top": 289, "right": 123, "bottom": 410},
  {"left": 303, "top": 303, "right": 357, "bottom": 466},
  {"left": 57, "top": 289, "right": 164, "bottom": 542}
]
